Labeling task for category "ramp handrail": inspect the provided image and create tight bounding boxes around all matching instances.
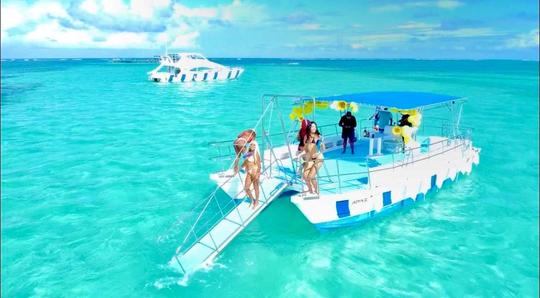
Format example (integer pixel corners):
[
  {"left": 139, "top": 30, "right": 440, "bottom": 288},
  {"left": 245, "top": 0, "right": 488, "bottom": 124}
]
[
  {"left": 170, "top": 97, "right": 303, "bottom": 274},
  {"left": 173, "top": 100, "right": 274, "bottom": 250}
]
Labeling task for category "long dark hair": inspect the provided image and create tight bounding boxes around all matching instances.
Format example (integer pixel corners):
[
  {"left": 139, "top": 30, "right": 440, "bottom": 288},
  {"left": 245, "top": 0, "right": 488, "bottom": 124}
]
[{"left": 305, "top": 121, "right": 321, "bottom": 140}]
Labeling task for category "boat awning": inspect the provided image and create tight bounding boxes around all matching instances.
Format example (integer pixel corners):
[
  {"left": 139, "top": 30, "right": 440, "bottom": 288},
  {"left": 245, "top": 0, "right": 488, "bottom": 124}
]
[{"left": 315, "top": 91, "right": 463, "bottom": 109}]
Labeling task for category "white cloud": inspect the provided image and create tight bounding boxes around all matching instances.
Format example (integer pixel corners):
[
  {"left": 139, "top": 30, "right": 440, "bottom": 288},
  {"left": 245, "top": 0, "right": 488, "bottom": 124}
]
[
  {"left": 29, "top": 1, "right": 70, "bottom": 19},
  {"left": 298, "top": 23, "right": 321, "bottom": 30},
  {"left": 397, "top": 22, "right": 440, "bottom": 30},
  {"left": 1, "top": 5, "right": 25, "bottom": 32},
  {"left": 1, "top": 0, "right": 270, "bottom": 50},
  {"left": 130, "top": 0, "right": 171, "bottom": 20},
  {"left": 80, "top": 0, "right": 99, "bottom": 14},
  {"left": 505, "top": 29, "right": 540, "bottom": 48},
  {"left": 169, "top": 31, "right": 200, "bottom": 48},
  {"left": 420, "top": 27, "right": 498, "bottom": 38},
  {"left": 23, "top": 20, "right": 95, "bottom": 47},
  {"left": 0, "top": 0, "right": 213, "bottom": 50},
  {"left": 349, "top": 26, "right": 495, "bottom": 49},
  {"left": 372, "top": 1, "right": 463, "bottom": 12},
  {"left": 220, "top": 0, "right": 267, "bottom": 24},
  {"left": 99, "top": 32, "right": 152, "bottom": 48},
  {"left": 173, "top": 3, "right": 217, "bottom": 19},
  {"left": 102, "top": 0, "right": 129, "bottom": 15},
  {"left": 370, "top": 4, "right": 402, "bottom": 12},
  {"left": 351, "top": 33, "right": 411, "bottom": 48}
]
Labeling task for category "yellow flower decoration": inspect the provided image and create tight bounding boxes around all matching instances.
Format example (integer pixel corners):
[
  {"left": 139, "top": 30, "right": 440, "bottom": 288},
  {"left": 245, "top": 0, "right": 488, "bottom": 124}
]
[
  {"left": 315, "top": 101, "right": 329, "bottom": 109},
  {"left": 303, "top": 101, "right": 314, "bottom": 114},
  {"left": 348, "top": 102, "right": 359, "bottom": 113},
  {"left": 289, "top": 106, "right": 304, "bottom": 121}
]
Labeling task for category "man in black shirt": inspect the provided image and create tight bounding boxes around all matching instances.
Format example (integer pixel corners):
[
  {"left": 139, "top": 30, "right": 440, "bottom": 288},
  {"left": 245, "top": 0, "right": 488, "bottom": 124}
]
[{"left": 339, "top": 111, "right": 357, "bottom": 154}]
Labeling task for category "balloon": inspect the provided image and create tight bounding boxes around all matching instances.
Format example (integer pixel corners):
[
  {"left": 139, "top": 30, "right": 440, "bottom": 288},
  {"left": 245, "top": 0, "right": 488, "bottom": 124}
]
[
  {"left": 392, "top": 126, "right": 402, "bottom": 136},
  {"left": 348, "top": 102, "right": 359, "bottom": 113},
  {"left": 331, "top": 100, "right": 348, "bottom": 111}
]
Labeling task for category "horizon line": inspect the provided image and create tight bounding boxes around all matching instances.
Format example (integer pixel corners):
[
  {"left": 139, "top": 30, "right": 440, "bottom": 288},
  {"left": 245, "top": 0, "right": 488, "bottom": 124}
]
[{"left": 2, "top": 56, "right": 539, "bottom": 62}]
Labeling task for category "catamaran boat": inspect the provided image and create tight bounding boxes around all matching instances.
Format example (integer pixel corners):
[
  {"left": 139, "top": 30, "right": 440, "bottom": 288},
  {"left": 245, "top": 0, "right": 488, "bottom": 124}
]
[
  {"left": 147, "top": 52, "right": 244, "bottom": 83},
  {"left": 168, "top": 92, "right": 480, "bottom": 276}
]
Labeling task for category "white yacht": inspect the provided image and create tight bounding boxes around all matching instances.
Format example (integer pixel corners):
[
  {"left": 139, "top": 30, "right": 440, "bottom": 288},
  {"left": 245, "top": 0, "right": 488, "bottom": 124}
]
[{"left": 147, "top": 52, "right": 244, "bottom": 83}]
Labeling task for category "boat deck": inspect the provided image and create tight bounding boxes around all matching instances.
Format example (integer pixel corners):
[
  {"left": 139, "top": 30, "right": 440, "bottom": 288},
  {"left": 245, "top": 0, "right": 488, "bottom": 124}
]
[{"left": 310, "top": 135, "right": 429, "bottom": 195}]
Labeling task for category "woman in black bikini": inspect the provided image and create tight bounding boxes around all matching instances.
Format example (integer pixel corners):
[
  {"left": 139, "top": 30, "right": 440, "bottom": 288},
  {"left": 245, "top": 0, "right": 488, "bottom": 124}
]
[{"left": 301, "top": 122, "right": 325, "bottom": 195}]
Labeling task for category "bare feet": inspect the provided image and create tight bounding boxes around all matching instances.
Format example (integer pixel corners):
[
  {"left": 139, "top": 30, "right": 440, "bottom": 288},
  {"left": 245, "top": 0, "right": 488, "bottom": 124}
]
[{"left": 252, "top": 200, "right": 259, "bottom": 209}]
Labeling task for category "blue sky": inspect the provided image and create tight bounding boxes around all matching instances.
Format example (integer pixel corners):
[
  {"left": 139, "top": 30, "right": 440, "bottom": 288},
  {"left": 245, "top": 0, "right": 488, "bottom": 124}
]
[{"left": 1, "top": 0, "right": 538, "bottom": 59}]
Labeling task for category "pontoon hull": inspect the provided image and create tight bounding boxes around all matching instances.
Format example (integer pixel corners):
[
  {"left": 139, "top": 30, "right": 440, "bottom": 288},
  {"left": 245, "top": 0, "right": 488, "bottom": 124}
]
[{"left": 290, "top": 139, "right": 480, "bottom": 229}]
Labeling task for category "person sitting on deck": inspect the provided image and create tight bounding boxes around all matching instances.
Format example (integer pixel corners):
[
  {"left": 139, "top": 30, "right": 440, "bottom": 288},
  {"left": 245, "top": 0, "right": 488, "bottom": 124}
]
[
  {"left": 241, "top": 141, "right": 261, "bottom": 209},
  {"left": 339, "top": 111, "right": 357, "bottom": 154},
  {"left": 233, "top": 129, "right": 256, "bottom": 173},
  {"left": 300, "top": 122, "right": 325, "bottom": 195}
]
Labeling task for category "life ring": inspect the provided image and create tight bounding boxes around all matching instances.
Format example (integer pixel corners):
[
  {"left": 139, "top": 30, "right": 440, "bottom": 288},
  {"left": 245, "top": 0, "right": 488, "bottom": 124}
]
[{"left": 233, "top": 129, "right": 256, "bottom": 154}]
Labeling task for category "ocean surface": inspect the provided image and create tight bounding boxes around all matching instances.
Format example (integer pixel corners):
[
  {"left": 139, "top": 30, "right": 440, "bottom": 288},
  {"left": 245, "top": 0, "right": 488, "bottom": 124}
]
[{"left": 2, "top": 58, "right": 539, "bottom": 297}]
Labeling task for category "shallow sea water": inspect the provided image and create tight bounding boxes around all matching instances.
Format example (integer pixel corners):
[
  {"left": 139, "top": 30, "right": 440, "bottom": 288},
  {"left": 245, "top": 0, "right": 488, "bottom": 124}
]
[{"left": 1, "top": 59, "right": 538, "bottom": 297}]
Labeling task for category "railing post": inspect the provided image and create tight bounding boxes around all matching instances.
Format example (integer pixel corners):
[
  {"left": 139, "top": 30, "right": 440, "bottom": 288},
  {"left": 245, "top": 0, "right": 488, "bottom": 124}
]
[
  {"left": 275, "top": 103, "right": 297, "bottom": 176},
  {"left": 336, "top": 159, "right": 342, "bottom": 193},
  {"left": 208, "top": 231, "right": 219, "bottom": 250},
  {"left": 174, "top": 255, "right": 187, "bottom": 274},
  {"left": 214, "top": 195, "right": 224, "bottom": 217}
]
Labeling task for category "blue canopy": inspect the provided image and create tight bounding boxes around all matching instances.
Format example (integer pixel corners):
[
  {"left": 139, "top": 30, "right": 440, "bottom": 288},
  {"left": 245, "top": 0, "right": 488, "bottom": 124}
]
[{"left": 315, "top": 91, "right": 462, "bottom": 109}]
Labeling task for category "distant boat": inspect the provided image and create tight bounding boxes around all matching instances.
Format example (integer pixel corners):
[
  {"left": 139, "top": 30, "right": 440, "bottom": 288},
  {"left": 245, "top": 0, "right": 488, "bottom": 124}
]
[{"left": 147, "top": 52, "right": 244, "bottom": 83}]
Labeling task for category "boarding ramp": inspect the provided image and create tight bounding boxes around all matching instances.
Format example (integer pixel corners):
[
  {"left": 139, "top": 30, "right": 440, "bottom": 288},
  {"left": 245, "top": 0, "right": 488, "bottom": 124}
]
[
  {"left": 169, "top": 97, "right": 300, "bottom": 275},
  {"left": 170, "top": 173, "right": 288, "bottom": 275}
]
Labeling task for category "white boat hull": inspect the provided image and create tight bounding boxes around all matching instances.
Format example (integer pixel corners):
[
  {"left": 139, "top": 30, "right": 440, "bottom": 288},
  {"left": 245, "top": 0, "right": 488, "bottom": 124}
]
[
  {"left": 148, "top": 67, "right": 244, "bottom": 83},
  {"left": 290, "top": 138, "right": 480, "bottom": 229}
]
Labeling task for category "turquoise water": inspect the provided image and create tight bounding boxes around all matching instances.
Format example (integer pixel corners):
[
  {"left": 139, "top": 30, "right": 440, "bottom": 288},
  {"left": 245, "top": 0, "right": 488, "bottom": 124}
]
[{"left": 2, "top": 59, "right": 538, "bottom": 297}]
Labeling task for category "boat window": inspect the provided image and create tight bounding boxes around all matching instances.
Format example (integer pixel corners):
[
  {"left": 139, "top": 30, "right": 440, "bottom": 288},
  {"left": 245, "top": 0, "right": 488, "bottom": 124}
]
[
  {"left": 170, "top": 54, "right": 181, "bottom": 62},
  {"left": 190, "top": 67, "right": 212, "bottom": 71},
  {"left": 188, "top": 54, "right": 205, "bottom": 60}
]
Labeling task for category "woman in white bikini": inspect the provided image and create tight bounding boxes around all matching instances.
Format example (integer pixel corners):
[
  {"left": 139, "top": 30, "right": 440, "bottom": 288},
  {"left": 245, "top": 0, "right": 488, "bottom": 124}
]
[{"left": 241, "top": 141, "right": 261, "bottom": 208}]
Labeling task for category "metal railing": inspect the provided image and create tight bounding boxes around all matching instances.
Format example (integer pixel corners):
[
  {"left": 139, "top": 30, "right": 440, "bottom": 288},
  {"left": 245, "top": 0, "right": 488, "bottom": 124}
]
[
  {"left": 208, "top": 118, "right": 472, "bottom": 196},
  {"left": 301, "top": 131, "right": 472, "bottom": 195},
  {"left": 170, "top": 98, "right": 301, "bottom": 273}
]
